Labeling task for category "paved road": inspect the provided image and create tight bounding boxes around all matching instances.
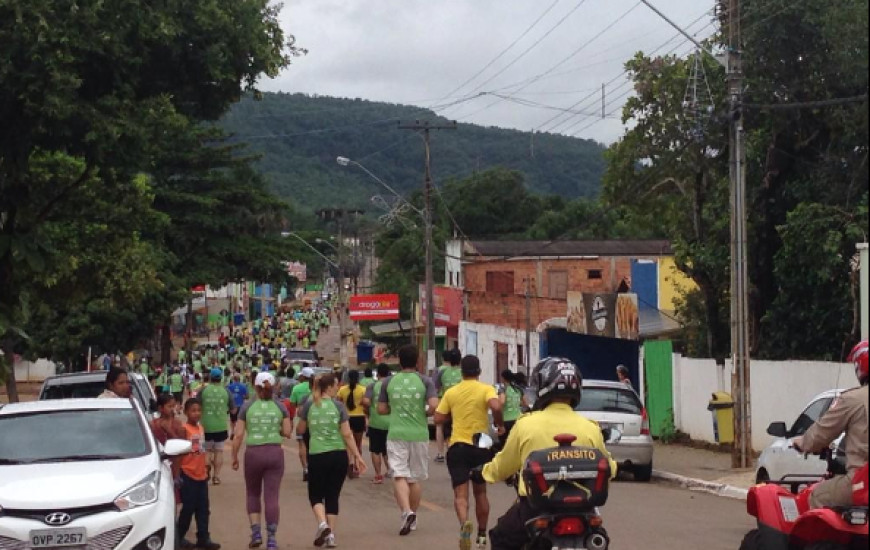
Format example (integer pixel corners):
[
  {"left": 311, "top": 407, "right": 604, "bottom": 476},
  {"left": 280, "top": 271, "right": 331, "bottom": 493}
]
[{"left": 206, "top": 440, "right": 754, "bottom": 549}]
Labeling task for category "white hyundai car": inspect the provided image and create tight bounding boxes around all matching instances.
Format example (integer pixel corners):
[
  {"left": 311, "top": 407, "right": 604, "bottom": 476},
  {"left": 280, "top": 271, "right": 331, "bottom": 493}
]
[
  {"left": 0, "top": 398, "right": 190, "bottom": 550},
  {"left": 755, "top": 388, "right": 844, "bottom": 484}
]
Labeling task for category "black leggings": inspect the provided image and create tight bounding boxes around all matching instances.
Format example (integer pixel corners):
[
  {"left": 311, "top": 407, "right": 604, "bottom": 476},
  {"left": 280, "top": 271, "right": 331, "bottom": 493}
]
[{"left": 307, "top": 450, "right": 349, "bottom": 515}]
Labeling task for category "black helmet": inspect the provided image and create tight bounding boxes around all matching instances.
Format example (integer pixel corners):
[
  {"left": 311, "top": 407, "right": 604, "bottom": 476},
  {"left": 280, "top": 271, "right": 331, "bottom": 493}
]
[{"left": 531, "top": 357, "right": 582, "bottom": 410}]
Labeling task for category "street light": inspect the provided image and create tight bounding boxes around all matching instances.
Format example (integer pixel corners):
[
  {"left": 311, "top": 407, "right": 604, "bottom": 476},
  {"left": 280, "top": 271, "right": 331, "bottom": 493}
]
[
  {"left": 337, "top": 155, "right": 434, "bottom": 372},
  {"left": 315, "top": 237, "right": 338, "bottom": 253}
]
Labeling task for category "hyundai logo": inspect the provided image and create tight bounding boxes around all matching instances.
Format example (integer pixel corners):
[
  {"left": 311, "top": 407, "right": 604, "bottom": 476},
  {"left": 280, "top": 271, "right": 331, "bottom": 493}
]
[{"left": 44, "top": 512, "right": 72, "bottom": 526}]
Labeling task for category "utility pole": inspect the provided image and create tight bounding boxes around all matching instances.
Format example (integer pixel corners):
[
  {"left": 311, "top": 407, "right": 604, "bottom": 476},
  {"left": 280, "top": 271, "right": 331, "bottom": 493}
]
[
  {"left": 723, "top": 0, "right": 751, "bottom": 470},
  {"left": 639, "top": 0, "right": 750, "bottom": 469},
  {"left": 398, "top": 120, "right": 457, "bottom": 372},
  {"left": 525, "top": 277, "right": 532, "bottom": 376}
]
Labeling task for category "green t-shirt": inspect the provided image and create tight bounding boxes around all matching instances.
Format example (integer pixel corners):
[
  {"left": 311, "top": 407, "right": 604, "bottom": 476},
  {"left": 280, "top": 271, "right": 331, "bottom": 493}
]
[
  {"left": 192, "top": 359, "right": 203, "bottom": 373},
  {"left": 503, "top": 384, "right": 523, "bottom": 422},
  {"left": 366, "top": 380, "right": 390, "bottom": 430},
  {"left": 169, "top": 373, "right": 183, "bottom": 393},
  {"left": 241, "top": 398, "right": 287, "bottom": 447},
  {"left": 139, "top": 362, "right": 150, "bottom": 376},
  {"left": 200, "top": 384, "right": 233, "bottom": 433},
  {"left": 190, "top": 380, "right": 203, "bottom": 395},
  {"left": 437, "top": 365, "right": 463, "bottom": 397},
  {"left": 379, "top": 372, "right": 437, "bottom": 442},
  {"left": 178, "top": 350, "right": 186, "bottom": 361},
  {"left": 359, "top": 377, "right": 375, "bottom": 387},
  {"left": 290, "top": 381, "right": 312, "bottom": 405},
  {"left": 299, "top": 398, "right": 349, "bottom": 455}
]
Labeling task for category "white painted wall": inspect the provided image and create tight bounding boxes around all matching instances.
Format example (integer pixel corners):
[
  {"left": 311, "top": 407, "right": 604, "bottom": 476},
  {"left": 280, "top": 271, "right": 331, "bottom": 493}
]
[
  {"left": 13, "top": 358, "right": 57, "bottom": 382},
  {"left": 459, "top": 321, "right": 541, "bottom": 385},
  {"left": 671, "top": 354, "right": 855, "bottom": 451},
  {"left": 445, "top": 239, "right": 464, "bottom": 288}
]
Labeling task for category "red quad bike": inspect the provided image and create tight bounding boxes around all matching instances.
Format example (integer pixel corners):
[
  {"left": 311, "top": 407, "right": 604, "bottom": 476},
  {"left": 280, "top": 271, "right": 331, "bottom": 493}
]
[
  {"left": 519, "top": 433, "right": 614, "bottom": 550},
  {"left": 740, "top": 447, "right": 869, "bottom": 550}
]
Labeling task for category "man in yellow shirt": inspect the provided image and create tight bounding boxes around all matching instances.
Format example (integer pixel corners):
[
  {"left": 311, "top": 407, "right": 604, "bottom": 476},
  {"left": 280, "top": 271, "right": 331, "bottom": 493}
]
[
  {"left": 475, "top": 357, "right": 616, "bottom": 550},
  {"left": 435, "top": 355, "right": 503, "bottom": 550}
]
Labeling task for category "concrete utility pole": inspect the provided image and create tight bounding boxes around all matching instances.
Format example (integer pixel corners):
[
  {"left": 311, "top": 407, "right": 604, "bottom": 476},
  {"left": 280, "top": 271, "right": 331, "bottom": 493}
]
[
  {"left": 639, "top": 0, "right": 750, "bottom": 468},
  {"left": 525, "top": 277, "right": 532, "bottom": 376},
  {"left": 398, "top": 120, "right": 457, "bottom": 371}
]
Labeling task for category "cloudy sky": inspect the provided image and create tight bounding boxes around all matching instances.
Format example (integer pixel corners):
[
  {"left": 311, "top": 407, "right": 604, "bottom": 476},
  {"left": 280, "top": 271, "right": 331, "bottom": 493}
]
[{"left": 262, "top": 0, "right": 719, "bottom": 144}]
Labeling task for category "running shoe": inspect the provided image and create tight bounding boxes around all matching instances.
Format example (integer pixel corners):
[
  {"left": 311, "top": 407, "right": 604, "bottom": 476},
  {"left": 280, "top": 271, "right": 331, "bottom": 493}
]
[
  {"left": 371, "top": 474, "right": 384, "bottom": 485},
  {"left": 399, "top": 512, "right": 417, "bottom": 536},
  {"left": 266, "top": 536, "right": 277, "bottom": 550},
  {"left": 410, "top": 517, "right": 418, "bottom": 532},
  {"left": 248, "top": 532, "right": 262, "bottom": 548},
  {"left": 476, "top": 534, "right": 487, "bottom": 549},
  {"left": 434, "top": 454, "right": 445, "bottom": 463},
  {"left": 314, "top": 522, "right": 332, "bottom": 547},
  {"left": 325, "top": 534, "right": 337, "bottom": 548},
  {"left": 459, "top": 520, "right": 473, "bottom": 550}
]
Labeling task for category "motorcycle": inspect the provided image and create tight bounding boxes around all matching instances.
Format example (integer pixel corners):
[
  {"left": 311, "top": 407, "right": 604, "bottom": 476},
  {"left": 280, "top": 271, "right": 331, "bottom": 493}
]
[
  {"left": 739, "top": 444, "right": 868, "bottom": 550},
  {"left": 477, "top": 429, "right": 620, "bottom": 550}
]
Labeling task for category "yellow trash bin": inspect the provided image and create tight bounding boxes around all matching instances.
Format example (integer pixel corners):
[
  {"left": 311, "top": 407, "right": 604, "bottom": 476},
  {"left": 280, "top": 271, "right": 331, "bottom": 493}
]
[{"left": 707, "top": 392, "right": 735, "bottom": 444}]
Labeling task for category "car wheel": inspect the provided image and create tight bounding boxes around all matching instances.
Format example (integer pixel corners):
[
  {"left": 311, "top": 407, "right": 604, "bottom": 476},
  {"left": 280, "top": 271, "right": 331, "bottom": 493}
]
[
  {"left": 738, "top": 529, "right": 761, "bottom": 550},
  {"left": 755, "top": 468, "right": 770, "bottom": 484},
  {"left": 634, "top": 462, "right": 653, "bottom": 482}
]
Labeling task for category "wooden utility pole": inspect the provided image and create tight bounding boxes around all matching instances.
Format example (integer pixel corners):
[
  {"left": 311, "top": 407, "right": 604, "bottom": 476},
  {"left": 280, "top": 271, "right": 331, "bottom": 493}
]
[
  {"left": 724, "top": 0, "right": 751, "bottom": 469},
  {"left": 525, "top": 277, "right": 532, "bottom": 376},
  {"left": 398, "top": 120, "right": 457, "bottom": 372}
]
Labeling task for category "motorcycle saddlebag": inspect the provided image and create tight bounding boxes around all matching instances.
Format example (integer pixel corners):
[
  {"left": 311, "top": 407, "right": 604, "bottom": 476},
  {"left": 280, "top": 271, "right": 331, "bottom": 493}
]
[{"left": 522, "top": 446, "right": 611, "bottom": 511}]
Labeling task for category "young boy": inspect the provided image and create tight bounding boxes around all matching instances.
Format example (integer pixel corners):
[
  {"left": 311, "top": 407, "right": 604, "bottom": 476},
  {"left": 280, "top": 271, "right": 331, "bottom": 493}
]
[{"left": 177, "top": 398, "right": 221, "bottom": 550}]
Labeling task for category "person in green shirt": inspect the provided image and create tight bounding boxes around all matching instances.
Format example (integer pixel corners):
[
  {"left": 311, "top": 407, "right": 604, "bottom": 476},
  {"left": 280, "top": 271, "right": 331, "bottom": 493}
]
[
  {"left": 297, "top": 373, "right": 367, "bottom": 547},
  {"left": 377, "top": 345, "right": 439, "bottom": 536},
  {"left": 498, "top": 369, "right": 529, "bottom": 448},
  {"left": 201, "top": 368, "right": 235, "bottom": 486},
  {"left": 192, "top": 356, "right": 203, "bottom": 374},
  {"left": 154, "top": 369, "right": 167, "bottom": 396},
  {"left": 189, "top": 373, "right": 204, "bottom": 397},
  {"left": 231, "top": 372, "right": 292, "bottom": 550},
  {"left": 363, "top": 364, "right": 392, "bottom": 484},
  {"left": 434, "top": 348, "right": 464, "bottom": 462},
  {"left": 290, "top": 367, "right": 315, "bottom": 481},
  {"left": 359, "top": 367, "right": 375, "bottom": 388}
]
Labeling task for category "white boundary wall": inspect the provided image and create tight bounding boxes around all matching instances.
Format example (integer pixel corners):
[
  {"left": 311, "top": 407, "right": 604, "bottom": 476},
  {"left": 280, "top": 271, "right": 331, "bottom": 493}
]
[
  {"left": 671, "top": 354, "right": 854, "bottom": 451},
  {"left": 459, "top": 321, "right": 541, "bottom": 385},
  {"left": 13, "top": 358, "right": 58, "bottom": 382}
]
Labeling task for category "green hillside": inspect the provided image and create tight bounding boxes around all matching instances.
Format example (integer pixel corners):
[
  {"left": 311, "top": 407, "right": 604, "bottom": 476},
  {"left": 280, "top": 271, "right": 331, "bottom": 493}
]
[{"left": 219, "top": 93, "right": 607, "bottom": 211}]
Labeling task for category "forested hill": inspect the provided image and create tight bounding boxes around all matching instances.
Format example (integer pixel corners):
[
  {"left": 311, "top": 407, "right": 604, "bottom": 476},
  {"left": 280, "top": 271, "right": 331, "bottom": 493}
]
[{"left": 219, "top": 93, "right": 607, "bottom": 210}]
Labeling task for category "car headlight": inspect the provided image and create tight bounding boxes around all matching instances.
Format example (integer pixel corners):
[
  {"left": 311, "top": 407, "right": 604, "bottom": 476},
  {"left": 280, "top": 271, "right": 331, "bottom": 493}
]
[{"left": 115, "top": 471, "right": 160, "bottom": 511}]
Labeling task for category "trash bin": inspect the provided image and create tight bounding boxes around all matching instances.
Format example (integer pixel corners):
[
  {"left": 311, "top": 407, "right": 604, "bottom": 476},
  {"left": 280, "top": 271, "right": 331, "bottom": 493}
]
[
  {"left": 356, "top": 341, "right": 375, "bottom": 364},
  {"left": 707, "top": 392, "right": 735, "bottom": 444}
]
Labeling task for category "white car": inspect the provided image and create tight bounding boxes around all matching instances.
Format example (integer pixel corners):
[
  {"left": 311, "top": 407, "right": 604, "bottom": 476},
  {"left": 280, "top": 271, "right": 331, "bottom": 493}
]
[
  {"left": 0, "top": 398, "right": 190, "bottom": 550},
  {"left": 575, "top": 380, "right": 654, "bottom": 481},
  {"left": 755, "top": 389, "right": 844, "bottom": 484}
]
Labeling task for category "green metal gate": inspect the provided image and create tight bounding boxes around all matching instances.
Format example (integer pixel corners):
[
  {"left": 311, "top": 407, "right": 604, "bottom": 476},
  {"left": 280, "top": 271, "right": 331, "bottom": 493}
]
[{"left": 643, "top": 340, "right": 674, "bottom": 438}]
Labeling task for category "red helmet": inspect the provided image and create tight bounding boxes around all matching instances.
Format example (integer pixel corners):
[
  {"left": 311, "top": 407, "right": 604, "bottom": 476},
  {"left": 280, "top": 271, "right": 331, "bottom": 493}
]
[{"left": 848, "top": 340, "right": 869, "bottom": 384}]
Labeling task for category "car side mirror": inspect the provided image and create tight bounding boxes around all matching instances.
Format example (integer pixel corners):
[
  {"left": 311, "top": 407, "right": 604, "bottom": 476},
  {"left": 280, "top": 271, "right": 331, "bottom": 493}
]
[
  {"left": 767, "top": 421, "right": 788, "bottom": 438},
  {"left": 162, "top": 439, "right": 192, "bottom": 458}
]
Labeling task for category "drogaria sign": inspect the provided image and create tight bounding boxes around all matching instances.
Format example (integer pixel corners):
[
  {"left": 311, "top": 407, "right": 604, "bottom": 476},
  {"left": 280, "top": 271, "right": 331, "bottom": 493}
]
[{"left": 349, "top": 294, "right": 400, "bottom": 321}]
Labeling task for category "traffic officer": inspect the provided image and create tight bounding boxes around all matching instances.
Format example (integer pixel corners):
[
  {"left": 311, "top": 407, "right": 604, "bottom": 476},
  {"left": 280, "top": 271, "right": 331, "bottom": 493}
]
[
  {"left": 474, "top": 357, "right": 616, "bottom": 550},
  {"left": 794, "top": 340, "right": 869, "bottom": 508}
]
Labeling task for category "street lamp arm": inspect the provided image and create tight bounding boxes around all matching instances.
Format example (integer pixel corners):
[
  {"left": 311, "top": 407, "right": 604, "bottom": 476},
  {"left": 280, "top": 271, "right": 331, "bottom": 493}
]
[
  {"left": 283, "top": 232, "right": 340, "bottom": 269},
  {"left": 639, "top": 0, "right": 727, "bottom": 68},
  {"left": 337, "top": 156, "right": 424, "bottom": 216}
]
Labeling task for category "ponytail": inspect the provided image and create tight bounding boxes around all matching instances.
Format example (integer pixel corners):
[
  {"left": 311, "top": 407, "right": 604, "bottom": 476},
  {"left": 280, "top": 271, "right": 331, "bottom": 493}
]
[
  {"left": 346, "top": 370, "right": 360, "bottom": 410},
  {"left": 313, "top": 373, "right": 336, "bottom": 406}
]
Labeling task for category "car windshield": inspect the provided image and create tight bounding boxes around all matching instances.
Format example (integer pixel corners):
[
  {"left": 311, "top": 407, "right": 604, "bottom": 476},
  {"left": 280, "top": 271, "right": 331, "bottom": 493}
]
[
  {"left": 575, "top": 387, "right": 643, "bottom": 415},
  {"left": 41, "top": 380, "right": 105, "bottom": 400},
  {"left": 0, "top": 409, "right": 150, "bottom": 464}
]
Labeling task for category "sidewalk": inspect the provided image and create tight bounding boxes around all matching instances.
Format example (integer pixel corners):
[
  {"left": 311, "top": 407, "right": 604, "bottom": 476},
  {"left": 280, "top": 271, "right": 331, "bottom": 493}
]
[{"left": 652, "top": 441, "right": 756, "bottom": 499}]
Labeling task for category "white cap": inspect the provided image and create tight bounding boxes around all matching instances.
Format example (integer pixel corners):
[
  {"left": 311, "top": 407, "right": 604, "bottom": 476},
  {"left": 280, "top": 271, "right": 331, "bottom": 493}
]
[
  {"left": 255, "top": 372, "right": 276, "bottom": 388},
  {"left": 300, "top": 367, "right": 316, "bottom": 378}
]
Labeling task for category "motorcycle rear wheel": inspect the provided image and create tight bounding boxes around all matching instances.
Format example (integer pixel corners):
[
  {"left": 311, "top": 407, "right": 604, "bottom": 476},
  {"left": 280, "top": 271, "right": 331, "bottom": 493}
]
[{"left": 738, "top": 529, "right": 761, "bottom": 550}]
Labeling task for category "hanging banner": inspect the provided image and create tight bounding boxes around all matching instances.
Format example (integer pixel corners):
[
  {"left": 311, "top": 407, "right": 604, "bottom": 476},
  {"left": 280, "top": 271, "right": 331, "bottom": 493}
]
[
  {"left": 349, "top": 294, "right": 400, "bottom": 321},
  {"left": 419, "top": 284, "right": 464, "bottom": 327},
  {"left": 567, "top": 292, "right": 639, "bottom": 340}
]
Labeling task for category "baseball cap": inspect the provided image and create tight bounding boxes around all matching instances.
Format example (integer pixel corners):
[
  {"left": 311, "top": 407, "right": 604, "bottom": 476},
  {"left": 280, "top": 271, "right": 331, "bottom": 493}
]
[
  {"left": 255, "top": 372, "right": 276, "bottom": 388},
  {"left": 300, "top": 367, "right": 315, "bottom": 378},
  {"left": 210, "top": 367, "right": 223, "bottom": 380}
]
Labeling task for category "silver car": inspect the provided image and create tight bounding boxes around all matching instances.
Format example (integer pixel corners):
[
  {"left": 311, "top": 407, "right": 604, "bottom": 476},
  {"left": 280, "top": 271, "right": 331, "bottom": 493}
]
[{"left": 575, "top": 379, "right": 654, "bottom": 481}]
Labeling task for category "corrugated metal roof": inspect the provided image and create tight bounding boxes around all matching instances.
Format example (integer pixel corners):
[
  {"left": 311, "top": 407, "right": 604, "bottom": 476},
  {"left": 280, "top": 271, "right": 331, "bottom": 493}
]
[{"left": 467, "top": 240, "right": 673, "bottom": 258}]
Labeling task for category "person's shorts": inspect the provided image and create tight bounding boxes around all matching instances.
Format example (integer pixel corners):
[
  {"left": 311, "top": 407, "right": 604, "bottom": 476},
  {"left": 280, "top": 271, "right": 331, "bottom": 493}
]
[
  {"left": 447, "top": 443, "right": 493, "bottom": 488},
  {"left": 204, "top": 430, "right": 229, "bottom": 452},
  {"left": 387, "top": 440, "right": 429, "bottom": 483},
  {"left": 349, "top": 416, "right": 366, "bottom": 434},
  {"left": 367, "top": 427, "right": 388, "bottom": 455}
]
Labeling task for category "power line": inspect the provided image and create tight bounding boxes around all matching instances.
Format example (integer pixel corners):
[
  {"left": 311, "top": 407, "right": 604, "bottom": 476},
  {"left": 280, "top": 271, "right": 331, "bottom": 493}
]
[{"left": 744, "top": 94, "right": 869, "bottom": 110}]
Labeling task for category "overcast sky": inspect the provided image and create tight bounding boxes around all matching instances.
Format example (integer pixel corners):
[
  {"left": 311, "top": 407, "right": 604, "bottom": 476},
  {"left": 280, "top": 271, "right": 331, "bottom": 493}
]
[{"left": 262, "top": 0, "right": 719, "bottom": 145}]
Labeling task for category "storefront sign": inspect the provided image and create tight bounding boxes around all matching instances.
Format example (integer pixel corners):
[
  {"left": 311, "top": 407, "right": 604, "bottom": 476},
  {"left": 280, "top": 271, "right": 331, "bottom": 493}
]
[
  {"left": 349, "top": 294, "right": 400, "bottom": 321},
  {"left": 567, "top": 292, "right": 639, "bottom": 340}
]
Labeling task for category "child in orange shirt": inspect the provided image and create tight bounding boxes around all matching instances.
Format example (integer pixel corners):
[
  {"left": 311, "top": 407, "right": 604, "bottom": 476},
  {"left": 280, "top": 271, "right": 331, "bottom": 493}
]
[{"left": 177, "top": 398, "right": 221, "bottom": 550}]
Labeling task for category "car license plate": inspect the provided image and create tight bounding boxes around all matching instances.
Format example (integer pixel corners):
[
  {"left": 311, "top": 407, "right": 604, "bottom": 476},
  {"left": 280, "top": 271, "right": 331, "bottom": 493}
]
[
  {"left": 29, "top": 528, "right": 86, "bottom": 548},
  {"left": 600, "top": 422, "right": 624, "bottom": 431}
]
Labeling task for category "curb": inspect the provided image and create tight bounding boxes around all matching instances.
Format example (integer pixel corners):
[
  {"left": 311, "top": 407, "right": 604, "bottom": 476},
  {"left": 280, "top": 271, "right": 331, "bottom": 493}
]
[{"left": 652, "top": 469, "right": 749, "bottom": 501}]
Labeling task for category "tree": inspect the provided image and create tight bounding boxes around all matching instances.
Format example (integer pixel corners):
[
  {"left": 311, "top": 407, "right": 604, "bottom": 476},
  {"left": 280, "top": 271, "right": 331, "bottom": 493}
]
[{"left": 0, "top": 0, "right": 297, "bottom": 399}]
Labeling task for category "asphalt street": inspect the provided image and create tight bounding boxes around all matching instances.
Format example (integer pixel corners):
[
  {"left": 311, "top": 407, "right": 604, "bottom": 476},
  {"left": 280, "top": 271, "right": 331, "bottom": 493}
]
[{"left": 205, "top": 440, "right": 755, "bottom": 550}]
